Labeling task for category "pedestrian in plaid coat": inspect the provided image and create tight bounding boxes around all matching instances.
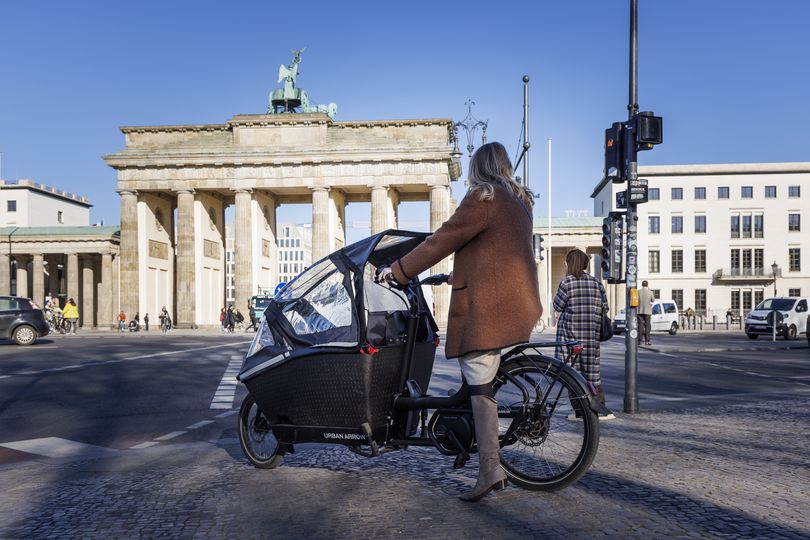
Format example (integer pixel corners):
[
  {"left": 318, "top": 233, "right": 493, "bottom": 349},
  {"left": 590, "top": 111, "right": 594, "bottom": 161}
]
[{"left": 553, "top": 249, "right": 609, "bottom": 400}]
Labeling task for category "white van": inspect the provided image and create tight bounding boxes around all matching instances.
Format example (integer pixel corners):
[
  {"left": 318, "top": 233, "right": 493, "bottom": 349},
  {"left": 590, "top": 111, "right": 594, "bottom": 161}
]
[
  {"left": 744, "top": 297, "right": 809, "bottom": 340},
  {"left": 612, "top": 299, "right": 680, "bottom": 335}
]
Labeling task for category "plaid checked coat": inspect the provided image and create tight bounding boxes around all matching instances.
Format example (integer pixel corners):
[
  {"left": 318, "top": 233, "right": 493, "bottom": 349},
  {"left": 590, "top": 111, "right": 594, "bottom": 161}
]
[{"left": 553, "top": 273, "right": 609, "bottom": 386}]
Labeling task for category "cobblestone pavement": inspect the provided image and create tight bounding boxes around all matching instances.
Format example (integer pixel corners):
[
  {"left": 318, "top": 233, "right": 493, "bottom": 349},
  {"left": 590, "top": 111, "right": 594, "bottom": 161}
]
[{"left": 1, "top": 397, "right": 808, "bottom": 539}]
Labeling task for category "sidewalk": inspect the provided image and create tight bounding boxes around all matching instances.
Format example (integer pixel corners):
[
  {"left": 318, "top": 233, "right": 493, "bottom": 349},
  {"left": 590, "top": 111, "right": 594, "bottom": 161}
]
[{"left": 1, "top": 400, "right": 807, "bottom": 538}]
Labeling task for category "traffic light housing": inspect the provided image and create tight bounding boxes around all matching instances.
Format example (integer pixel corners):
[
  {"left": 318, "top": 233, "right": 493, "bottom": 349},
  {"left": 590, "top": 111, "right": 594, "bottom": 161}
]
[
  {"left": 601, "top": 212, "right": 624, "bottom": 283},
  {"left": 635, "top": 111, "right": 663, "bottom": 150},
  {"left": 604, "top": 122, "right": 624, "bottom": 182},
  {"left": 532, "top": 233, "right": 545, "bottom": 261}
]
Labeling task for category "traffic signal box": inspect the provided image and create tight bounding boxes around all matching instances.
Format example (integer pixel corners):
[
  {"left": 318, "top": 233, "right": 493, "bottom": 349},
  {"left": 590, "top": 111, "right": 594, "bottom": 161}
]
[
  {"left": 601, "top": 212, "right": 624, "bottom": 283},
  {"left": 604, "top": 113, "right": 663, "bottom": 183},
  {"left": 532, "top": 233, "right": 545, "bottom": 261}
]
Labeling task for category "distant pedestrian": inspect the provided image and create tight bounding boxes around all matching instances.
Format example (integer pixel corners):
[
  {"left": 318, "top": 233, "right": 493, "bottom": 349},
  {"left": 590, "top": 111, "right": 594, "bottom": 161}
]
[
  {"left": 246, "top": 303, "right": 259, "bottom": 332},
  {"left": 235, "top": 309, "right": 245, "bottom": 330},
  {"left": 117, "top": 310, "right": 126, "bottom": 332},
  {"left": 219, "top": 307, "right": 226, "bottom": 333},
  {"left": 62, "top": 298, "right": 80, "bottom": 335},
  {"left": 225, "top": 306, "right": 236, "bottom": 333},
  {"left": 685, "top": 307, "right": 695, "bottom": 330},
  {"left": 553, "top": 249, "right": 613, "bottom": 419},
  {"left": 638, "top": 280, "right": 654, "bottom": 346},
  {"left": 144, "top": 313, "right": 149, "bottom": 331},
  {"left": 159, "top": 306, "right": 172, "bottom": 333}
]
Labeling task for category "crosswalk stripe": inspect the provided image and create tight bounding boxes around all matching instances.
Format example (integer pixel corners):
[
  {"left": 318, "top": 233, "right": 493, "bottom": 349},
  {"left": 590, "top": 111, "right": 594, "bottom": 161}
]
[
  {"left": 0, "top": 437, "right": 119, "bottom": 459},
  {"left": 210, "top": 356, "right": 243, "bottom": 410}
]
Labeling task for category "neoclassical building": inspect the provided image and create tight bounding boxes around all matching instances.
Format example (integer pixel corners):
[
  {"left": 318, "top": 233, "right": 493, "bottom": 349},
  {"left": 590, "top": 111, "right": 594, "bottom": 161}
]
[{"left": 104, "top": 113, "right": 459, "bottom": 327}]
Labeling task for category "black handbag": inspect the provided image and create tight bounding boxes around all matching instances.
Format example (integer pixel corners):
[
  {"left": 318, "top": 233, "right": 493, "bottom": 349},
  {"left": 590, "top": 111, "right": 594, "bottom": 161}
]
[{"left": 599, "top": 306, "right": 614, "bottom": 342}]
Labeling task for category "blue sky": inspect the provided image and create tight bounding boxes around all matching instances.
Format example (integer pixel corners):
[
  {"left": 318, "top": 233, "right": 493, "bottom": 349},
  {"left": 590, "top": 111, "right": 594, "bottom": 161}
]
[{"left": 1, "top": 0, "right": 808, "bottom": 239}]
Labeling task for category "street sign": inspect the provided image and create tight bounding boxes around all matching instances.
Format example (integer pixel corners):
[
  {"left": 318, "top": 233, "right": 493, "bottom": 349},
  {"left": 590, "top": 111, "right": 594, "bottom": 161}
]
[
  {"left": 629, "top": 178, "right": 648, "bottom": 204},
  {"left": 616, "top": 190, "right": 628, "bottom": 209}
]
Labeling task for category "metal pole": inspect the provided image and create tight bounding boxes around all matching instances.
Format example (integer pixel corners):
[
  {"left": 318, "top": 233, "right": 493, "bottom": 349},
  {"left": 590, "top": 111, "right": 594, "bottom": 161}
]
[
  {"left": 624, "top": 0, "right": 640, "bottom": 414},
  {"left": 773, "top": 267, "right": 777, "bottom": 342},
  {"left": 522, "top": 75, "right": 530, "bottom": 188},
  {"left": 547, "top": 138, "right": 553, "bottom": 326}
]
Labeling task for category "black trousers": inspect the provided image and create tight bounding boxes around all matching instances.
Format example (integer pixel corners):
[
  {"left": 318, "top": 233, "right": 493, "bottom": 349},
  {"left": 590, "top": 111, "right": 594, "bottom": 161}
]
[{"left": 638, "top": 314, "right": 651, "bottom": 344}]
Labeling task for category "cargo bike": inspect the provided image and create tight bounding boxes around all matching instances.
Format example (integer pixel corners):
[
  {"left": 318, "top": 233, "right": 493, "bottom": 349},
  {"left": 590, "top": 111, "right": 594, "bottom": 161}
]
[{"left": 237, "top": 231, "right": 606, "bottom": 491}]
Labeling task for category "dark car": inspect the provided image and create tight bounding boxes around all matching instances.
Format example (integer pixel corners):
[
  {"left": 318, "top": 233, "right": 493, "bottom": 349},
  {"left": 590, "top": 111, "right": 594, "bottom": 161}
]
[{"left": 0, "top": 296, "right": 49, "bottom": 345}]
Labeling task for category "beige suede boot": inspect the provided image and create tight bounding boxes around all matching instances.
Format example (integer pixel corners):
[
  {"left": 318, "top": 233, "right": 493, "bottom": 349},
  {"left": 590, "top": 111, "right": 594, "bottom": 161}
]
[{"left": 460, "top": 395, "right": 508, "bottom": 502}]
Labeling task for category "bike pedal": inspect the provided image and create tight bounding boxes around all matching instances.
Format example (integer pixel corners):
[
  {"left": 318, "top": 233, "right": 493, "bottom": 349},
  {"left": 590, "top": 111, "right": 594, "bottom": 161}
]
[
  {"left": 452, "top": 452, "right": 470, "bottom": 469},
  {"left": 447, "top": 389, "right": 456, "bottom": 396}
]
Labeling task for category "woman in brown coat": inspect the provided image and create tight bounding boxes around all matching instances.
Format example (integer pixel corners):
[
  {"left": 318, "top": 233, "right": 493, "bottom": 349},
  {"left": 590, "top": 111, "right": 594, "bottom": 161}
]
[{"left": 378, "top": 142, "right": 542, "bottom": 501}]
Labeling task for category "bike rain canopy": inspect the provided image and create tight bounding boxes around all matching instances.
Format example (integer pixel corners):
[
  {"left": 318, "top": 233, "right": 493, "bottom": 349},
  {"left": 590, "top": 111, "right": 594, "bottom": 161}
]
[{"left": 239, "top": 230, "right": 435, "bottom": 383}]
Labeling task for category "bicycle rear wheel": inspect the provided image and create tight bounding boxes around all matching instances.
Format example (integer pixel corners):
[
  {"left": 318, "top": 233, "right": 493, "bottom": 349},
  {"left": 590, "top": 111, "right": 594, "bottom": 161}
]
[
  {"left": 238, "top": 394, "right": 283, "bottom": 469},
  {"left": 493, "top": 355, "right": 599, "bottom": 491}
]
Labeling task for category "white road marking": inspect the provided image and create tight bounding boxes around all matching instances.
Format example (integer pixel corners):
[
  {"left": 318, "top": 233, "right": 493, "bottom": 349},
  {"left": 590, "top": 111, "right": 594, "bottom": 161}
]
[
  {"left": 0, "top": 437, "right": 119, "bottom": 459},
  {"left": 214, "top": 410, "right": 238, "bottom": 418},
  {"left": 210, "top": 356, "right": 242, "bottom": 410},
  {"left": 154, "top": 430, "right": 187, "bottom": 441},
  {"left": 185, "top": 420, "right": 214, "bottom": 430},
  {"left": 641, "top": 386, "right": 810, "bottom": 402},
  {"left": 130, "top": 441, "right": 160, "bottom": 449}
]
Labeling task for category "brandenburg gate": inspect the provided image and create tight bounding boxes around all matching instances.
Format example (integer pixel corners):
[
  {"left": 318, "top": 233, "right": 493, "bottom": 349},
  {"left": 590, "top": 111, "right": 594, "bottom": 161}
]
[{"left": 104, "top": 113, "right": 459, "bottom": 327}]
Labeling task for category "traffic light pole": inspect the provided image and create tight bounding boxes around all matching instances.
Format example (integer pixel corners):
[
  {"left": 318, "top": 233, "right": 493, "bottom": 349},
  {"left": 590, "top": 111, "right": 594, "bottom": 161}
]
[{"left": 624, "top": 0, "right": 640, "bottom": 414}]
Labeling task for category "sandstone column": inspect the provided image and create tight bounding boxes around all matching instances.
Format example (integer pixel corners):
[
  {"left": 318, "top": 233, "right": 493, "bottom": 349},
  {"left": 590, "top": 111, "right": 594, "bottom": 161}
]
[
  {"left": 175, "top": 189, "right": 196, "bottom": 327},
  {"left": 32, "top": 254, "right": 45, "bottom": 306},
  {"left": 47, "top": 257, "right": 60, "bottom": 300},
  {"left": 100, "top": 252, "right": 113, "bottom": 328},
  {"left": 370, "top": 186, "right": 389, "bottom": 235},
  {"left": 66, "top": 253, "right": 79, "bottom": 306},
  {"left": 82, "top": 256, "right": 95, "bottom": 328},
  {"left": 0, "top": 254, "right": 10, "bottom": 295},
  {"left": 15, "top": 256, "right": 29, "bottom": 298},
  {"left": 311, "top": 187, "right": 329, "bottom": 261},
  {"left": 234, "top": 189, "right": 254, "bottom": 313},
  {"left": 429, "top": 184, "right": 451, "bottom": 326},
  {"left": 118, "top": 190, "right": 139, "bottom": 319}
]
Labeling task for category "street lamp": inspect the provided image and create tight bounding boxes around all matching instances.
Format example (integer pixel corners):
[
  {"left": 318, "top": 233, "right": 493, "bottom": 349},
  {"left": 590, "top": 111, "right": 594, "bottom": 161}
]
[
  {"left": 771, "top": 261, "right": 779, "bottom": 341},
  {"left": 454, "top": 100, "right": 488, "bottom": 158}
]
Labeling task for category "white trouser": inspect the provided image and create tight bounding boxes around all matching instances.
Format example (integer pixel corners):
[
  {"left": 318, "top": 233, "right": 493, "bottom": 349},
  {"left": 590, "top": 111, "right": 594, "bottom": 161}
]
[{"left": 458, "top": 349, "right": 501, "bottom": 386}]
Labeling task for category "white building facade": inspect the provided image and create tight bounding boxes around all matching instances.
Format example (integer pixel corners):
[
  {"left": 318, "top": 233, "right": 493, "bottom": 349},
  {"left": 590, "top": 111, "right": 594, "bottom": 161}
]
[
  {"left": 277, "top": 223, "right": 312, "bottom": 286},
  {"left": 1, "top": 179, "right": 91, "bottom": 227},
  {"left": 593, "top": 163, "right": 810, "bottom": 317}
]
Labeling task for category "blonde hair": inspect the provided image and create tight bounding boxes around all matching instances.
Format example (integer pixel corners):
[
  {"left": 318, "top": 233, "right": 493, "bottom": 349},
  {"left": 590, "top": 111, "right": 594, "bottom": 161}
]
[{"left": 467, "top": 142, "right": 534, "bottom": 208}]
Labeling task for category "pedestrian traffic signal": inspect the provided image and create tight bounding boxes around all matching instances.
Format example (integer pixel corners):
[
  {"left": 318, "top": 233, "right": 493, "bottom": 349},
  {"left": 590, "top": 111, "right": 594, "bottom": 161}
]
[
  {"left": 635, "top": 111, "right": 663, "bottom": 150},
  {"left": 532, "top": 233, "right": 545, "bottom": 261},
  {"left": 604, "top": 122, "right": 624, "bottom": 183},
  {"left": 601, "top": 212, "right": 624, "bottom": 283}
]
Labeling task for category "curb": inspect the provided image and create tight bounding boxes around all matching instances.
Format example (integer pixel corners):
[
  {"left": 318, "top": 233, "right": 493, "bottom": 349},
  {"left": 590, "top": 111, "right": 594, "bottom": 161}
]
[{"left": 644, "top": 344, "right": 809, "bottom": 354}]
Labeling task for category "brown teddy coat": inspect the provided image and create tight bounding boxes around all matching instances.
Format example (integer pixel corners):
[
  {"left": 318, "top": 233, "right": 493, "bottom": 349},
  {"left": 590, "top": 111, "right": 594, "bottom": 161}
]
[{"left": 392, "top": 184, "right": 542, "bottom": 358}]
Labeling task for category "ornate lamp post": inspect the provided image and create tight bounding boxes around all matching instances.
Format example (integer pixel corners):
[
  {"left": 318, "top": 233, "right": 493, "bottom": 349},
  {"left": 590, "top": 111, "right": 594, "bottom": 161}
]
[
  {"left": 453, "top": 100, "right": 488, "bottom": 158},
  {"left": 771, "top": 261, "right": 778, "bottom": 296}
]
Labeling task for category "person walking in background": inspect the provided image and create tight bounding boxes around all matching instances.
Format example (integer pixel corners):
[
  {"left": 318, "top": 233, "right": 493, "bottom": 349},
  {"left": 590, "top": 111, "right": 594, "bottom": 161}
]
[
  {"left": 159, "top": 306, "right": 171, "bottom": 333},
  {"left": 62, "top": 298, "right": 80, "bottom": 335},
  {"left": 377, "top": 141, "right": 541, "bottom": 502},
  {"left": 219, "top": 307, "right": 226, "bottom": 333},
  {"left": 117, "top": 310, "right": 126, "bottom": 333},
  {"left": 225, "top": 306, "right": 236, "bottom": 333},
  {"left": 553, "top": 249, "right": 613, "bottom": 420},
  {"left": 143, "top": 313, "right": 149, "bottom": 331},
  {"left": 638, "top": 280, "right": 654, "bottom": 345},
  {"left": 685, "top": 307, "right": 695, "bottom": 330},
  {"left": 246, "top": 303, "right": 259, "bottom": 332}
]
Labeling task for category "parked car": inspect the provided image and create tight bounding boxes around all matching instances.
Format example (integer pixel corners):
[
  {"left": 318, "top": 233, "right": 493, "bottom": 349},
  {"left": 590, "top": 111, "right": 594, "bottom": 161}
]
[
  {"left": 0, "top": 296, "right": 50, "bottom": 345},
  {"left": 612, "top": 299, "right": 680, "bottom": 335},
  {"left": 745, "top": 297, "right": 809, "bottom": 340}
]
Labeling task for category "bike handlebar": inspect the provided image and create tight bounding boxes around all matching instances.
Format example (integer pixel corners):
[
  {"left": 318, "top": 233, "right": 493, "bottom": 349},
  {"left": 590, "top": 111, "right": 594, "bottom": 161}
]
[{"left": 418, "top": 274, "right": 450, "bottom": 286}]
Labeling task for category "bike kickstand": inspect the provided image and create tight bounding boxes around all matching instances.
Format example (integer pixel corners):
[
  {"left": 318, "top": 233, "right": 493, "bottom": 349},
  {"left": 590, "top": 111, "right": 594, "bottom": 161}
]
[{"left": 360, "top": 422, "right": 380, "bottom": 457}]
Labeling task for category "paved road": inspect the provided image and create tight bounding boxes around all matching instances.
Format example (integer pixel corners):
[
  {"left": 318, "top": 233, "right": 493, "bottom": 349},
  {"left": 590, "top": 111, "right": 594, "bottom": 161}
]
[{"left": 1, "top": 333, "right": 808, "bottom": 538}]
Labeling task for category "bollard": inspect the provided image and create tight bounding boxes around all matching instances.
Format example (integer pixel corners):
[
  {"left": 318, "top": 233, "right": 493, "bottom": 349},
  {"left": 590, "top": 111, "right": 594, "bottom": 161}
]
[
  {"left": 712, "top": 315, "right": 716, "bottom": 330},
  {"left": 726, "top": 315, "right": 730, "bottom": 330},
  {"left": 699, "top": 316, "right": 704, "bottom": 330}
]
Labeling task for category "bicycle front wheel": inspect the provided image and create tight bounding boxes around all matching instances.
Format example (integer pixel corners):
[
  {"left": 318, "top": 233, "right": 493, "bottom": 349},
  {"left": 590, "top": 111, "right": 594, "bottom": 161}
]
[
  {"left": 493, "top": 355, "right": 599, "bottom": 491},
  {"left": 238, "top": 394, "right": 283, "bottom": 469}
]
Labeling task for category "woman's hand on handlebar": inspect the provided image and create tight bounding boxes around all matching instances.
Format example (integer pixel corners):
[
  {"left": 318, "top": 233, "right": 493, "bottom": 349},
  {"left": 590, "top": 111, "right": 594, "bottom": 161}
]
[{"left": 374, "top": 265, "right": 397, "bottom": 286}]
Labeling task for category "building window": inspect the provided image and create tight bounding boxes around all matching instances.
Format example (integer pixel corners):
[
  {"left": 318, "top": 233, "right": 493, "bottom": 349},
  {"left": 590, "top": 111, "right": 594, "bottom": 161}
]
[
  {"left": 671, "top": 188, "right": 683, "bottom": 200},
  {"left": 648, "top": 216, "right": 660, "bottom": 234},
  {"left": 742, "top": 215, "right": 752, "bottom": 238},
  {"left": 649, "top": 250, "right": 660, "bottom": 273},
  {"left": 671, "top": 249, "right": 683, "bottom": 273},
  {"left": 57, "top": 211, "right": 64, "bottom": 224},
  {"left": 741, "top": 186, "right": 753, "bottom": 198},
  {"left": 754, "top": 249, "right": 764, "bottom": 274},
  {"left": 789, "top": 185, "right": 801, "bottom": 198},
  {"left": 789, "top": 248, "right": 801, "bottom": 271},
  {"left": 649, "top": 188, "right": 660, "bottom": 201},
  {"left": 730, "top": 215, "right": 740, "bottom": 238},
  {"left": 789, "top": 213, "right": 801, "bottom": 232},
  {"left": 754, "top": 214, "right": 764, "bottom": 238},
  {"left": 672, "top": 289, "right": 684, "bottom": 310},
  {"left": 671, "top": 216, "right": 683, "bottom": 234},
  {"left": 695, "top": 289, "right": 707, "bottom": 315},
  {"left": 6, "top": 200, "right": 16, "bottom": 212},
  {"left": 694, "top": 187, "right": 706, "bottom": 200},
  {"left": 718, "top": 186, "right": 729, "bottom": 199},
  {"left": 730, "top": 249, "right": 740, "bottom": 273},
  {"left": 731, "top": 290, "right": 740, "bottom": 314},
  {"left": 789, "top": 288, "right": 801, "bottom": 297},
  {"left": 742, "top": 290, "right": 752, "bottom": 313},
  {"left": 754, "top": 290, "right": 764, "bottom": 307},
  {"left": 695, "top": 215, "right": 706, "bottom": 233},
  {"left": 652, "top": 289, "right": 660, "bottom": 299},
  {"left": 695, "top": 249, "right": 706, "bottom": 273},
  {"left": 765, "top": 186, "right": 777, "bottom": 198},
  {"left": 742, "top": 249, "right": 752, "bottom": 272}
]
